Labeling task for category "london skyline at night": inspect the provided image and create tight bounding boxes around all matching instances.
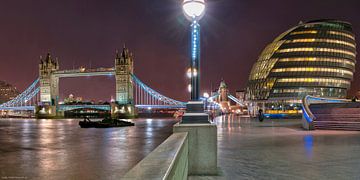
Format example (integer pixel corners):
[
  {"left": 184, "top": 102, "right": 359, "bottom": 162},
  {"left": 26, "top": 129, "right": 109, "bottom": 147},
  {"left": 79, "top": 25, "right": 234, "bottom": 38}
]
[
  {"left": 2, "top": 1, "right": 360, "bottom": 179},
  {"left": 0, "top": 0, "right": 359, "bottom": 102}
]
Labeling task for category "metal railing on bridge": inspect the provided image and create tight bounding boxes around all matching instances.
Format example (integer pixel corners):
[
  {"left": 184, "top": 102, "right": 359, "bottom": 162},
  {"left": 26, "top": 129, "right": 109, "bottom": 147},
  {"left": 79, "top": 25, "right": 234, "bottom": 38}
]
[{"left": 0, "top": 79, "right": 40, "bottom": 109}]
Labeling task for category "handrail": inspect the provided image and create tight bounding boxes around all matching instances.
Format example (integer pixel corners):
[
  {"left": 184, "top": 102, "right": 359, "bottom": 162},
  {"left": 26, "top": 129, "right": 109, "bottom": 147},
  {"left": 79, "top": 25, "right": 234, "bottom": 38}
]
[
  {"left": 302, "top": 95, "right": 350, "bottom": 129},
  {"left": 122, "top": 132, "right": 188, "bottom": 179},
  {"left": 302, "top": 96, "right": 316, "bottom": 123}
]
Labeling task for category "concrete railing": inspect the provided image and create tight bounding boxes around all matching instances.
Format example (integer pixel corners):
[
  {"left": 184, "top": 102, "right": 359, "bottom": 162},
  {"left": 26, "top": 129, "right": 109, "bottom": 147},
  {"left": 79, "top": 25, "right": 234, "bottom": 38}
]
[{"left": 122, "top": 132, "right": 189, "bottom": 180}]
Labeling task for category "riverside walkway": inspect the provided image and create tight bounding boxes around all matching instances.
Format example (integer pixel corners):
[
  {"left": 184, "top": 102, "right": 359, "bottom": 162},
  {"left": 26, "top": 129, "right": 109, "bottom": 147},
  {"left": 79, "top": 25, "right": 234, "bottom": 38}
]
[{"left": 195, "top": 115, "right": 360, "bottom": 179}]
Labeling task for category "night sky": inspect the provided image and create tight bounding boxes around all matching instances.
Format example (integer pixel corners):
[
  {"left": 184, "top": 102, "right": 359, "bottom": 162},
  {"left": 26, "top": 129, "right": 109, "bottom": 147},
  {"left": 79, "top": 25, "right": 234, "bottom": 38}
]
[{"left": 0, "top": 0, "right": 359, "bottom": 102}]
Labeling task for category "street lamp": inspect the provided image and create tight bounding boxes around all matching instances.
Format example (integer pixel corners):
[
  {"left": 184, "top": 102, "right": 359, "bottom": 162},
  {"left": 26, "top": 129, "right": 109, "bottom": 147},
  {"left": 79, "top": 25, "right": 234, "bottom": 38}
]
[
  {"left": 181, "top": 0, "right": 209, "bottom": 124},
  {"left": 177, "top": 1, "right": 217, "bottom": 172},
  {"left": 183, "top": 0, "right": 205, "bottom": 101},
  {"left": 179, "top": 2, "right": 217, "bottom": 171},
  {"left": 183, "top": 0, "right": 205, "bottom": 20},
  {"left": 203, "top": 92, "right": 210, "bottom": 99}
]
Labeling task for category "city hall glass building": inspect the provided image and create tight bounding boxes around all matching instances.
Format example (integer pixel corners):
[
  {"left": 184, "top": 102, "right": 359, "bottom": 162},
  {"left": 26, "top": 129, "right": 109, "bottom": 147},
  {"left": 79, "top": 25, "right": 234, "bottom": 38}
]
[{"left": 246, "top": 20, "right": 357, "bottom": 116}]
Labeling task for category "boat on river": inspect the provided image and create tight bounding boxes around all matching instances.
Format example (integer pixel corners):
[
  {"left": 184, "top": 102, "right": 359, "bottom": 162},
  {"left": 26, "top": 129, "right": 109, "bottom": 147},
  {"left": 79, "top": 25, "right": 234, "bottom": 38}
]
[{"left": 79, "top": 117, "right": 135, "bottom": 128}]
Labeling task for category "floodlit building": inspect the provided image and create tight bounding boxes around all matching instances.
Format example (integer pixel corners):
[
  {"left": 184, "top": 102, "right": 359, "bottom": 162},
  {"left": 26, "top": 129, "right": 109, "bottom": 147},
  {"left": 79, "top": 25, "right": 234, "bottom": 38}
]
[
  {"left": 64, "top": 94, "right": 84, "bottom": 104},
  {"left": 246, "top": 20, "right": 357, "bottom": 117},
  {"left": 0, "top": 81, "right": 19, "bottom": 104},
  {"left": 235, "top": 90, "right": 245, "bottom": 102}
]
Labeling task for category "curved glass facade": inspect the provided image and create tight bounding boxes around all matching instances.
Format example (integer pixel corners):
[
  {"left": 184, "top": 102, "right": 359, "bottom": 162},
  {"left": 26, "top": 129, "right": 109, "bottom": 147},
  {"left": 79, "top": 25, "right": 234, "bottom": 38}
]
[{"left": 246, "top": 20, "right": 357, "bottom": 115}]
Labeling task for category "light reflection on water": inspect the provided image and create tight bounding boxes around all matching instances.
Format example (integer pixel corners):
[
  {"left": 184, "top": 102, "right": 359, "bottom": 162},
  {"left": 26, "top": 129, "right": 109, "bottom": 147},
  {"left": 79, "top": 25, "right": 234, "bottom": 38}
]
[
  {"left": 0, "top": 118, "right": 178, "bottom": 179},
  {"left": 303, "top": 135, "right": 314, "bottom": 158}
]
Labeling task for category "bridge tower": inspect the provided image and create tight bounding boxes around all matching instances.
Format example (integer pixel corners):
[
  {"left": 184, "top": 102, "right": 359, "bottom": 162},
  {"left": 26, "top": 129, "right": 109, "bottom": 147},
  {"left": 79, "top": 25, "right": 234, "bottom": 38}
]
[
  {"left": 218, "top": 80, "right": 229, "bottom": 102},
  {"left": 218, "top": 80, "right": 230, "bottom": 112},
  {"left": 115, "top": 47, "right": 134, "bottom": 104},
  {"left": 36, "top": 53, "right": 59, "bottom": 118},
  {"left": 112, "top": 46, "right": 136, "bottom": 118}
]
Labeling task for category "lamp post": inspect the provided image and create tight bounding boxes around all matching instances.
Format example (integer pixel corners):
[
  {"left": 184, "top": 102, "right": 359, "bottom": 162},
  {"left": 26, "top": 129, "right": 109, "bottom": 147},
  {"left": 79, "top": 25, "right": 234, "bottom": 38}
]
[
  {"left": 183, "top": 0, "right": 205, "bottom": 101},
  {"left": 181, "top": 0, "right": 209, "bottom": 124},
  {"left": 175, "top": 3, "right": 217, "bottom": 174}
]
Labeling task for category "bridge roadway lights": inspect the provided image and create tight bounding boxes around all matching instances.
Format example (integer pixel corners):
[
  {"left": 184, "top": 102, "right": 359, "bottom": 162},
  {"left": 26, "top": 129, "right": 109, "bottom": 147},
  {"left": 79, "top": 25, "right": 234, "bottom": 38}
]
[{"left": 110, "top": 103, "right": 137, "bottom": 119}]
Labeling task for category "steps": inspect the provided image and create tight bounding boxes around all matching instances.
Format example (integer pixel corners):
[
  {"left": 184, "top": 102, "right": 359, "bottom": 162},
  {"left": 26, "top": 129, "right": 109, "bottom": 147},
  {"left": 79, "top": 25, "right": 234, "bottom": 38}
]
[{"left": 309, "top": 102, "right": 360, "bottom": 131}]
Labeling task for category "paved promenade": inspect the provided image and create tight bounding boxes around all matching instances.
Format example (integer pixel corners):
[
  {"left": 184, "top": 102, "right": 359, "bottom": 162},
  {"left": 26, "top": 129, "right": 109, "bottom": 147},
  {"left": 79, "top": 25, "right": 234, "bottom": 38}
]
[{"left": 200, "top": 115, "right": 360, "bottom": 180}]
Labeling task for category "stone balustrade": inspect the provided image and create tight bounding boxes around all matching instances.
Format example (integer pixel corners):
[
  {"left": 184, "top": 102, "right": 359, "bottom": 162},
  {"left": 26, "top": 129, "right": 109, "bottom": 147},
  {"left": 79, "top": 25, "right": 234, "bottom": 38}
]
[{"left": 122, "top": 132, "right": 189, "bottom": 180}]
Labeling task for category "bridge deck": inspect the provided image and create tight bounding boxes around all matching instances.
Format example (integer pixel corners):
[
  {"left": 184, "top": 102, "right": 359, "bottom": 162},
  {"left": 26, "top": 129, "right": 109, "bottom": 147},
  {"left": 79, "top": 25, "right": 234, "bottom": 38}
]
[{"left": 53, "top": 68, "right": 115, "bottom": 78}]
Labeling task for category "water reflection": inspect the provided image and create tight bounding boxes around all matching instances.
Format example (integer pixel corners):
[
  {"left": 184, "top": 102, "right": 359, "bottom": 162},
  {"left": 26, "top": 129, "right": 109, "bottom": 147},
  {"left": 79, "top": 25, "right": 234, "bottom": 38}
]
[{"left": 0, "top": 118, "right": 178, "bottom": 179}]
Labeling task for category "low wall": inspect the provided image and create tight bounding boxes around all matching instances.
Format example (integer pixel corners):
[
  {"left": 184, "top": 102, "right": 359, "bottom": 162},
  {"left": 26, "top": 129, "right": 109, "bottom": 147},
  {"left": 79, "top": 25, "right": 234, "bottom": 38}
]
[
  {"left": 122, "top": 132, "right": 188, "bottom": 180},
  {"left": 173, "top": 123, "right": 218, "bottom": 175}
]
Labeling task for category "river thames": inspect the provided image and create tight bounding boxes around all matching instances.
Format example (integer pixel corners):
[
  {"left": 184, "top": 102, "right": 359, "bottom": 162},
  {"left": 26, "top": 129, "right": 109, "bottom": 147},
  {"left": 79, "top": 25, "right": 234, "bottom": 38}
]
[{"left": 0, "top": 118, "right": 178, "bottom": 179}]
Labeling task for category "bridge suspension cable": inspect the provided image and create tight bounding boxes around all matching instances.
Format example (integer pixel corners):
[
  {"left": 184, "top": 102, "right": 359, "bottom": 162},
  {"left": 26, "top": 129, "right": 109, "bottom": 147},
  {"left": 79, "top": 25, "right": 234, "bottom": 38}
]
[
  {"left": 0, "top": 78, "right": 40, "bottom": 108},
  {"left": 227, "top": 94, "right": 245, "bottom": 107},
  {"left": 205, "top": 93, "right": 245, "bottom": 107},
  {"left": 131, "top": 74, "right": 186, "bottom": 108}
]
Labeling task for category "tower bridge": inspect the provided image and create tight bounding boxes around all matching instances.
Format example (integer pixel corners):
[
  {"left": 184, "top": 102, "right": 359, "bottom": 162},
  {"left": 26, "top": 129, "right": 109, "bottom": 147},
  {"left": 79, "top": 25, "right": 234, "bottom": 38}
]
[
  {"left": 0, "top": 46, "right": 188, "bottom": 118},
  {"left": 36, "top": 47, "right": 137, "bottom": 118},
  {"left": 207, "top": 80, "right": 247, "bottom": 113},
  {"left": 0, "top": 47, "right": 245, "bottom": 118}
]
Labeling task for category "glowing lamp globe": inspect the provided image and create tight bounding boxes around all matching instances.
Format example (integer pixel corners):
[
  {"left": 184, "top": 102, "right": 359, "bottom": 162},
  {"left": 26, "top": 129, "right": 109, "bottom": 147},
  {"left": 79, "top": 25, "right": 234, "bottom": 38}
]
[
  {"left": 203, "top": 92, "right": 210, "bottom": 98},
  {"left": 183, "top": 0, "right": 205, "bottom": 21}
]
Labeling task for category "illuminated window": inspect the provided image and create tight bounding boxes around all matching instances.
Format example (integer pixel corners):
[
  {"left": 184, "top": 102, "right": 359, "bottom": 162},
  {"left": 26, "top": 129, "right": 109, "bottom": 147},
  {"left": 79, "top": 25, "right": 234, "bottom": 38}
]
[
  {"left": 285, "top": 38, "right": 356, "bottom": 48},
  {"left": 272, "top": 67, "right": 353, "bottom": 76},
  {"left": 278, "top": 57, "right": 355, "bottom": 66},
  {"left": 277, "top": 47, "right": 355, "bottom": 57},
  {"left": 277, "top": 78, "right": 350, "bottom": 85},
  {"left": 272, "top": 88, "right": 316, "bottom": 94},
  {"left": 328, "top": 31, "right": 355, "bottom": 40},
  {"left": 290, "top": 30, "right": 318, "bottom": 35}
]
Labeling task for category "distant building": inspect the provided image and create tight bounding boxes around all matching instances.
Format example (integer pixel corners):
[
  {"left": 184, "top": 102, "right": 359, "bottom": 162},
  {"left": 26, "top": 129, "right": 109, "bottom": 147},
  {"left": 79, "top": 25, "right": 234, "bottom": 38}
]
[
  {"left": 246, "top": 20, "right": 357, "bottom": 116},
  {"left": 0, "top": 81, "right": 19, "bottom": 104},
  {"left": 64, "top": 94, "right": 83, "bottom": 104},
  {"left": 235, "top": 90, "right": 245, "bottom": 102}
]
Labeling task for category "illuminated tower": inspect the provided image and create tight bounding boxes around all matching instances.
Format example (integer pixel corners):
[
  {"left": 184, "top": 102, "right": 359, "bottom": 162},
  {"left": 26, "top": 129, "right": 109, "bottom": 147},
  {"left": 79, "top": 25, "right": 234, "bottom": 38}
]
[
  {"left": 115, "top": 46, "right": 134, "bottom": 105},
  {"left": 217, "top": 80, "right": 230, "bottom": 113},
  {"left": 218, "top": 80, "right": 229, "bottom": 102},
  {"left": 39, "top": 53, "right": 59, "bottom": 105}
]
